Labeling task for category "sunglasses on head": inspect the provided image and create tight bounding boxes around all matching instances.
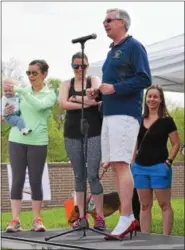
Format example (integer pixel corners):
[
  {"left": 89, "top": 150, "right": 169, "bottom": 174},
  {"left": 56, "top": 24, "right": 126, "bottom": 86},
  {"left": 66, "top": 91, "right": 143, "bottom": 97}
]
[
  {"left": 103, "top": 18, "right": 122, "bottom": 24},
  {"left": 72, "top": 64, "right": 88, "bottom": 70},
  {"left": 26, "top": 71, "right": 39, "bottom": 76}
]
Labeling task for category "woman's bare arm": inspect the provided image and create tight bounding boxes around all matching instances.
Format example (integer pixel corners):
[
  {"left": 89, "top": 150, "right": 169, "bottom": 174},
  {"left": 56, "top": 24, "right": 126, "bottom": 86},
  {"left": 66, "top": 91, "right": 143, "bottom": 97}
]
[
  {"left": 58, "top": 80, "right": 90, "bottom": 110},
  {"left": 73, "top": 76, "right": 101, "bottom": 106},
  {"left": 130, "top": 141, "right": 138, "bottom": 165},
  {"left": 167, "top": 131, "right": 180, "bottom": 161}
]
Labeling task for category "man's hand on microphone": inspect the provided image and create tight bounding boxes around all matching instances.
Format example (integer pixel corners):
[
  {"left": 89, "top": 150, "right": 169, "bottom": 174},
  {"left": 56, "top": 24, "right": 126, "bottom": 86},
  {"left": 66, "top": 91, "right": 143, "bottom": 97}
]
[{"left": 99, "top": 83, "right": 115, "bottom": 95}]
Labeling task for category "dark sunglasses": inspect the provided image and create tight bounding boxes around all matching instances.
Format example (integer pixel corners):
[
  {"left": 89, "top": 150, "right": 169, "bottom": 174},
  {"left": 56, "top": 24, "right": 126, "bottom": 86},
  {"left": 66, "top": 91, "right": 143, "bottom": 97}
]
[
  {"left": 103, "top": 18, "right": 122, "bottom": 24},
  {"left": 26, "top": 71, "right": 39, "bottom": 76},
  {"left": 72, "top": 64, "right": 88, "bottom": 70}
]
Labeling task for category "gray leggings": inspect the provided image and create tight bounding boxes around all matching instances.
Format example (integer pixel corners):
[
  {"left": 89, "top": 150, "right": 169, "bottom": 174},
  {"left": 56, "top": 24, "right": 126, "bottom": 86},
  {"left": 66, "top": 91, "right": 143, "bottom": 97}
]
[
  {"left": 65, "top": 136, "right": 103, "bottom": 195},
  {"left": 8, "top": 141, "right": 47, "bottom": 200}
]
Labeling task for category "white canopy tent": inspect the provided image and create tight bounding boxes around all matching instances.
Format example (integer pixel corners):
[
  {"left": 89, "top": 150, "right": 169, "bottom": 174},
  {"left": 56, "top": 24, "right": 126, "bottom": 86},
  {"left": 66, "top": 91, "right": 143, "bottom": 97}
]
[{"left": 88, "top": 34, "right": 184, "bottom": 93}]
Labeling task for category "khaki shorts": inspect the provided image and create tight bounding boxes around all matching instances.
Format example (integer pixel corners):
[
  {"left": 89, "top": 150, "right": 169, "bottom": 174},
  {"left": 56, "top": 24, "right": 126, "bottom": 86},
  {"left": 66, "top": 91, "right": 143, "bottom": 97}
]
[{"left": 101, "top": 115, "right": 139, "bottom": 164}]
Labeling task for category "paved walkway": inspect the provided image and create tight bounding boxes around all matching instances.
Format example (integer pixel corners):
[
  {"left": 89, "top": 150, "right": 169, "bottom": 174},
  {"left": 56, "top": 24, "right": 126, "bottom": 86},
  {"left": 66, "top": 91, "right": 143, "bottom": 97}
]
[{"left": 1, "top": 229, "right": 184, "bottom": 249}]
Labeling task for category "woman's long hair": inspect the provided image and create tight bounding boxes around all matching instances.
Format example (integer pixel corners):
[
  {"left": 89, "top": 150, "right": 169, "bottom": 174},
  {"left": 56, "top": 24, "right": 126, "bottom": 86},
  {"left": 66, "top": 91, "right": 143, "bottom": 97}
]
[{"left": 143, "top": 85, "right": 171, "bottom": 118}]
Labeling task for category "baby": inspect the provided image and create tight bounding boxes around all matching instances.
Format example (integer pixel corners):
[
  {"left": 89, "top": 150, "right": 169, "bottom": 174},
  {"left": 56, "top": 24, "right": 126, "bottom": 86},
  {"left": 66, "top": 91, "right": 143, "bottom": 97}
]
[{"left": 1, "top": 78, "right": 32, "bottom": 135}]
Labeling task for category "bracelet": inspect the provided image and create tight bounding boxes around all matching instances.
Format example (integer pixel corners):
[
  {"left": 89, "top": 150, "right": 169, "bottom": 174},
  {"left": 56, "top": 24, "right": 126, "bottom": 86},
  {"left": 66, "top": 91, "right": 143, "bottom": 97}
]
[
  {"left": 72, "top": 95, "right": 76, "bottom": 101},
  {"left": 167, "top": 158, "right": 173, "bottom": 165}
]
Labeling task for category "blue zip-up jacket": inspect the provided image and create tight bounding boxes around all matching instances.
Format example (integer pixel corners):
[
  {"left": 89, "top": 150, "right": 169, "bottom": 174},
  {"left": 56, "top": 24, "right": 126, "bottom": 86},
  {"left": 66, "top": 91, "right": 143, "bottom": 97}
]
[{"left": 102, "top": 35, "right": 152, "bottom": 123}]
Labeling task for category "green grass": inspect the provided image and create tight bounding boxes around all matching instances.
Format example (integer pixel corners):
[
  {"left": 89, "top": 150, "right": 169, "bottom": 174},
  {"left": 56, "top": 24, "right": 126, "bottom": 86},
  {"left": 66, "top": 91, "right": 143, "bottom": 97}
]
[{"left": 1, "top": 199, "right": 184, "bottom": 236}]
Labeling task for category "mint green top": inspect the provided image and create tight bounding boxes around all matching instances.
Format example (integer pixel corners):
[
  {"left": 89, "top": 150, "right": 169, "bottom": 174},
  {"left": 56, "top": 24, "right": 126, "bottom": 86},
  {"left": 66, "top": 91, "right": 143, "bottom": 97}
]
[{"left": 8, "top": 85, "right": 57, "bottom": 145}]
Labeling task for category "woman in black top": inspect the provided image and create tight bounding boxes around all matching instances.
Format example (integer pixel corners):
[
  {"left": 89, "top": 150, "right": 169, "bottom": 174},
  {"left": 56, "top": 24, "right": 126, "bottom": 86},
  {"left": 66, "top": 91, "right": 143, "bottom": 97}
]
[
  {"left": 131, "top": 85, "right": 180, "bottom": 235},
  {"left": 58, "top": 52, "right": 105, "bottom": 231}
]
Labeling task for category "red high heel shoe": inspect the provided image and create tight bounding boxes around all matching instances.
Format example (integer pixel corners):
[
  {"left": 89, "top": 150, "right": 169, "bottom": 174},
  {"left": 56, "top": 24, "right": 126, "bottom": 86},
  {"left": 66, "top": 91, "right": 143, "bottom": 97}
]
[
  {"left": 132, "top": 219, "right": 140, "bottom": 236},
  {"left": 104, "top": 220, "right": 137, "bottom": 241}
]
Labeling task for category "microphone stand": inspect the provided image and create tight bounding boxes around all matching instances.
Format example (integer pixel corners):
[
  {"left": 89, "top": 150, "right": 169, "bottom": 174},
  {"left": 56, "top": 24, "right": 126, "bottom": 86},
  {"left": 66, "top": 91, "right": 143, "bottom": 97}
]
[{"left": 44, "top": 40, "right": 121, "bottom": 243}]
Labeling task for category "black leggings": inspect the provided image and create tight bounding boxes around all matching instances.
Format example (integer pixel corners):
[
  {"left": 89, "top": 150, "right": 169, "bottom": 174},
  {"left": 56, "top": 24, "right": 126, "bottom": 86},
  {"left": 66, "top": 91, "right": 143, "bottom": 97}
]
[{"left": 8, "top": 141, "right": 47, "bottom": 200}]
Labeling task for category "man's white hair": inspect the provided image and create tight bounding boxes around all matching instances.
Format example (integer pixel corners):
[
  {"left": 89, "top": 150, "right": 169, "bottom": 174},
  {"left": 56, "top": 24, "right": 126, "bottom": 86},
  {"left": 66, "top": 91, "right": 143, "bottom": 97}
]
[{"left": 106, "top": 8, "right": 131, "bottom": 31}]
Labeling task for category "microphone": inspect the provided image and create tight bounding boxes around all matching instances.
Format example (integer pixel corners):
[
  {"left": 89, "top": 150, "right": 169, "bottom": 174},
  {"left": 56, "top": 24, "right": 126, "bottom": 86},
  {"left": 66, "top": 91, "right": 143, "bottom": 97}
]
[{"left": 72, "top": 33, "right": 97, "bottom": 44}]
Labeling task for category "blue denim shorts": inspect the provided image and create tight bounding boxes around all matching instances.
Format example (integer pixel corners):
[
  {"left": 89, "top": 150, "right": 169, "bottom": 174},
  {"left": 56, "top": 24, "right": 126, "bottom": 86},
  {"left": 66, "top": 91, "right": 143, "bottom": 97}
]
[{"left": 131, "top": 162, "right": 172, "bottom": 189}]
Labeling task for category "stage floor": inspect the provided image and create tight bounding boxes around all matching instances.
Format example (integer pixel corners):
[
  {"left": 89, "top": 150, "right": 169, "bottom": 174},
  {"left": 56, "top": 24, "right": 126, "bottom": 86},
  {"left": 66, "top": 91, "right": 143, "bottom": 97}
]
[{"left": 1, "top": 228, "right": 184, "bottom": 249}]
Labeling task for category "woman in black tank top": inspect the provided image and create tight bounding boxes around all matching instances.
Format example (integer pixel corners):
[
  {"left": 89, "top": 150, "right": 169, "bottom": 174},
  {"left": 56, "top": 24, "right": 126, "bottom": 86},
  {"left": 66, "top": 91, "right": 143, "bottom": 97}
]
[{"left": 58, "top": 52, "right": 106, "bottom": 231}]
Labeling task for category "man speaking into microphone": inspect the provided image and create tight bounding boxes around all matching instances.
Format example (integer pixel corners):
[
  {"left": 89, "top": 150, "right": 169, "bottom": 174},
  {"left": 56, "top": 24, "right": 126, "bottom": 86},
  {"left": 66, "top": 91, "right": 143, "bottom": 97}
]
[{"left": 87, "top": 8, "right": 151, "bottom": 239}]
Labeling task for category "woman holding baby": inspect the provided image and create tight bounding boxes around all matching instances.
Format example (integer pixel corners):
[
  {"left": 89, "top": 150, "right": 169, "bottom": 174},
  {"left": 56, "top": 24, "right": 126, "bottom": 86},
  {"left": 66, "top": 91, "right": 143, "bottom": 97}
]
[{"left": 4, "top": 59, "right": 56, "bottom": 232}]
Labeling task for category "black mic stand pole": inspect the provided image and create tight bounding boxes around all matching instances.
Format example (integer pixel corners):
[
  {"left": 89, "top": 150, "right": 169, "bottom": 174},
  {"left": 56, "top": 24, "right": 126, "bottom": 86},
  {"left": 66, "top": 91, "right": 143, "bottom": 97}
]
[{"left": 44, "top": 39, "right": 121, "bottom": 243}]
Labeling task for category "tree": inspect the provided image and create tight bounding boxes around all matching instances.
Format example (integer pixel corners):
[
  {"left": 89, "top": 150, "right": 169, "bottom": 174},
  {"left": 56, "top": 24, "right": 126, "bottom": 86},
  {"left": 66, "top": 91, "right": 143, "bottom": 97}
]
[
  {"left": 1, "top": 122, "right": 11, "bottom": 162},
  {"left": 46, "top": 78, "right": 65, "bottom": 130},
  {"left": 47, "top": 114, "right": 68, "bottom": 162},
  {"left": 46, "top": 78, "right": 61, "bottom": 92},
  {"left": 170, "top": 107, "right": 184, "bottom": 161},
  {"left": 2, "top": 57, "right": 24, "bottom": 81}
]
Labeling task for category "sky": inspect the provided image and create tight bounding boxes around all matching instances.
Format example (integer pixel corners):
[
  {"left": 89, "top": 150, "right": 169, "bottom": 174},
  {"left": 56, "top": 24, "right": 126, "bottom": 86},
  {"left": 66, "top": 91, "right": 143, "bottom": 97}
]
[{"left": 2, "top": 1, "right": 184, "bottom": 107}]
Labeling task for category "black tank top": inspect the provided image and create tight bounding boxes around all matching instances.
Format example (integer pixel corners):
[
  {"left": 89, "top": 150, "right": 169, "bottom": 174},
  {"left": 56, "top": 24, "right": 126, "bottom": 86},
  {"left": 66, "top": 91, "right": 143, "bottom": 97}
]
[{"left": 64, "top": 77, "right": 102, "bottom": 138}]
